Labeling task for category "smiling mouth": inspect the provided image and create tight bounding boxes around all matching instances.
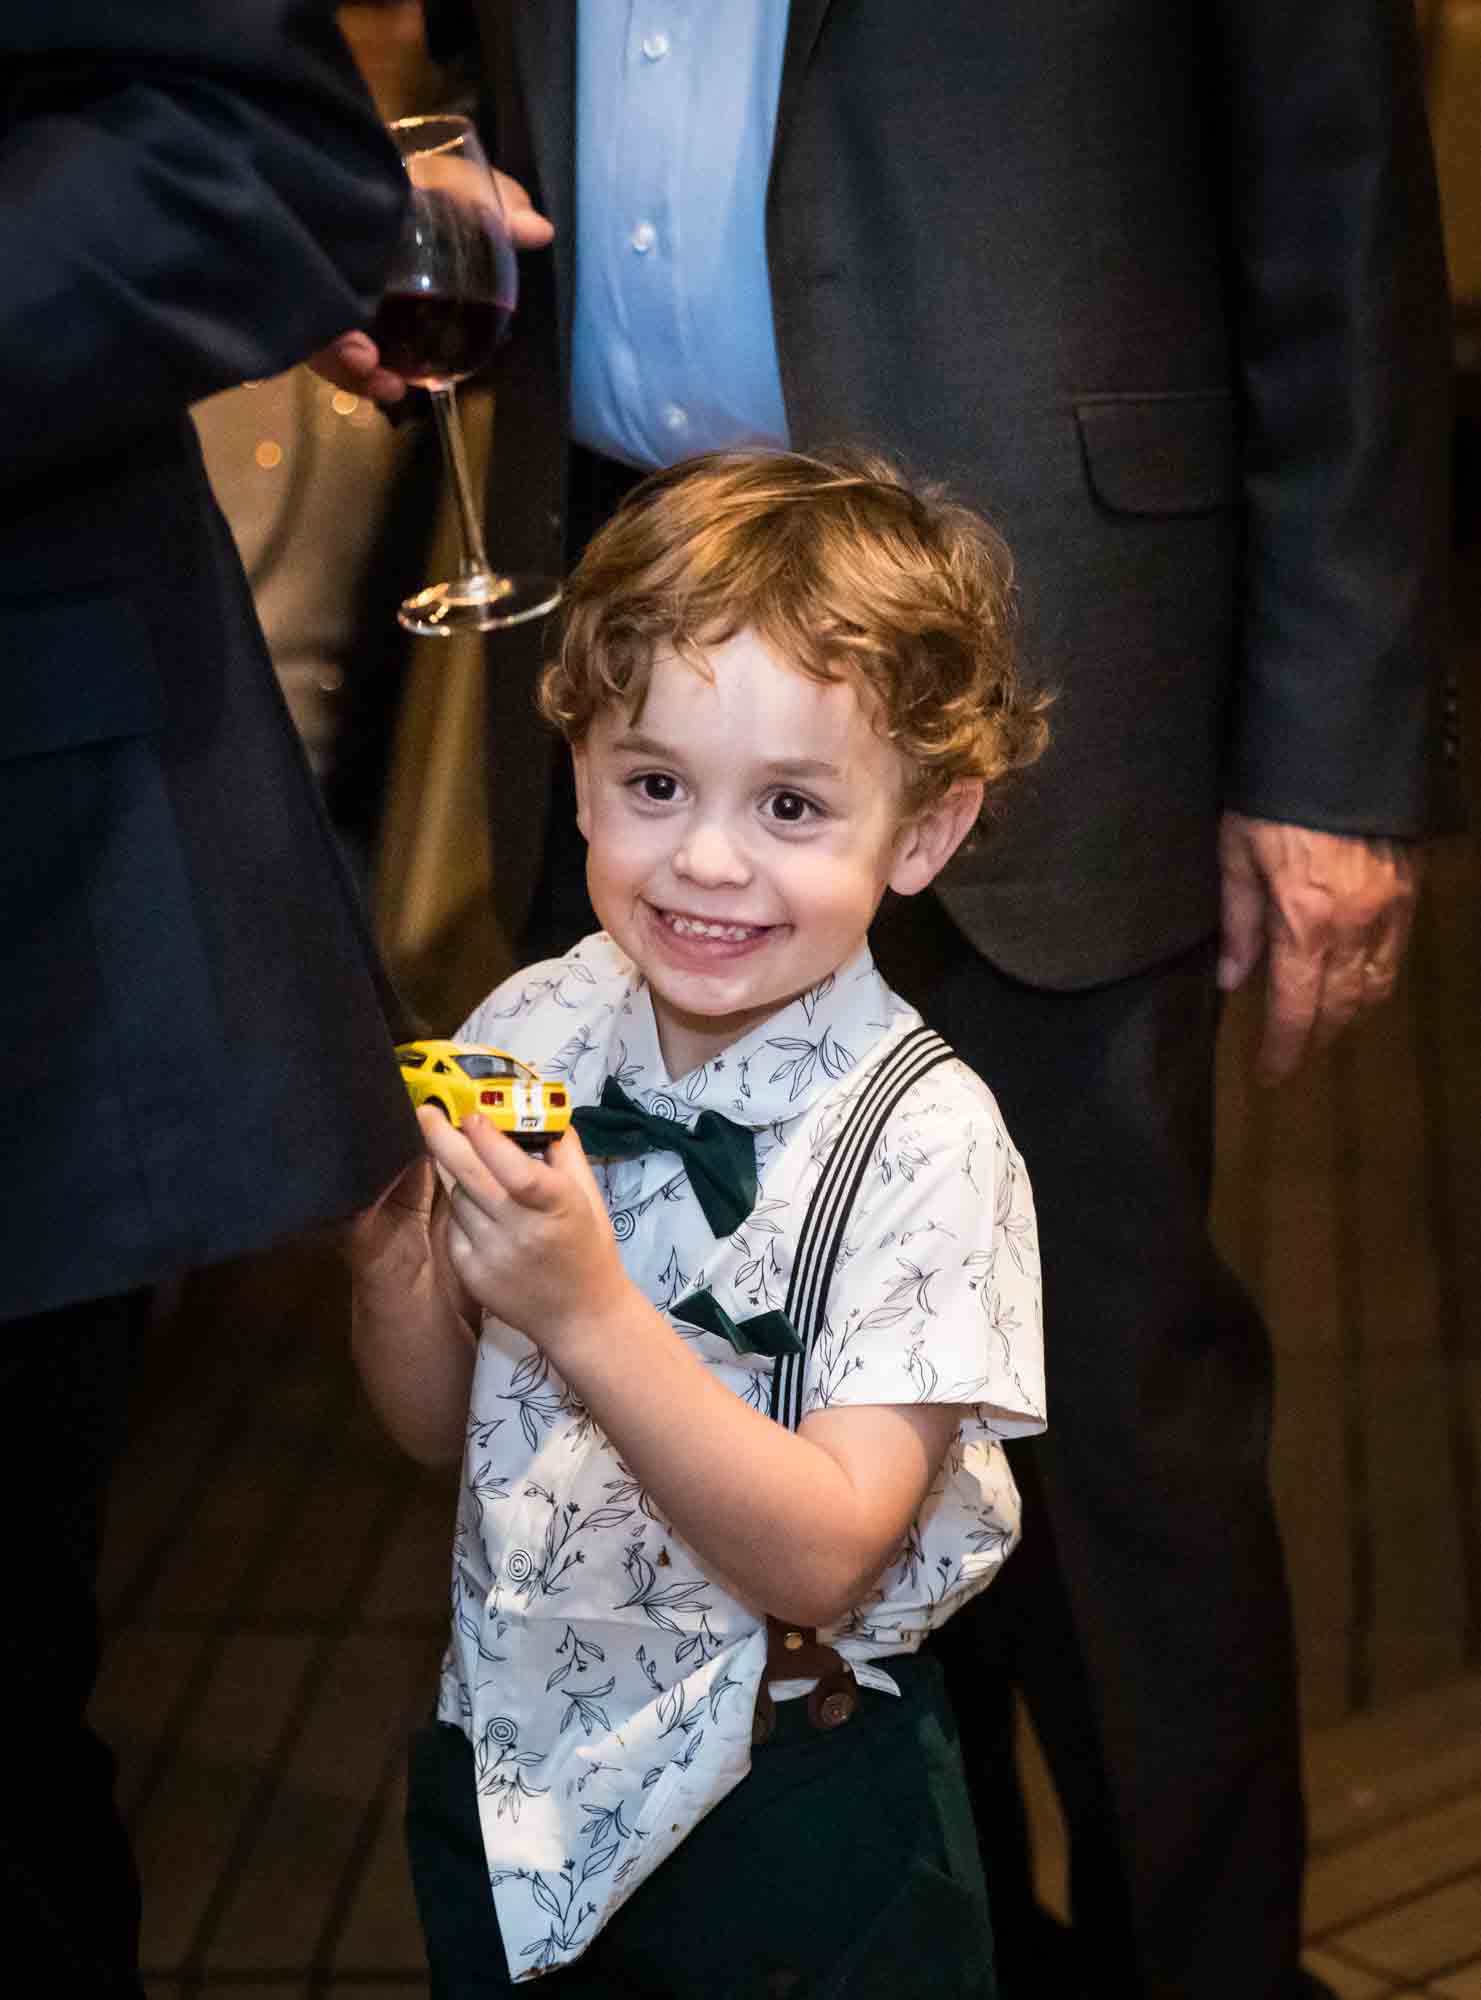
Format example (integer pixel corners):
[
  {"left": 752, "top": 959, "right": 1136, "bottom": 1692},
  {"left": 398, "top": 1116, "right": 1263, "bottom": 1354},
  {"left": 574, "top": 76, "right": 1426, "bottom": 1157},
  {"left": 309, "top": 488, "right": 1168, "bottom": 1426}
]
[{"left": 656, "top": 908, "right": 773, "bottom": 943}]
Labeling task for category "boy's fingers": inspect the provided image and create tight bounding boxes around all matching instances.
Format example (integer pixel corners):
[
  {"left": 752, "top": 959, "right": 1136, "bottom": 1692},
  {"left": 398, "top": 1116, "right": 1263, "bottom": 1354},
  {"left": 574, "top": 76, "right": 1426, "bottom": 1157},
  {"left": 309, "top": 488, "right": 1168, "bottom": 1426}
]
[
  {"left": 460, "top": 1116, "right": 562, "bottom": 1212},
  {"left": 417, "top": 1109, "right": 504, "bottom": 1211},
  {"left": 549, "top": 1126, "right": 611, "bottom": 1225},
  {"left": 553, "top": 1123, "right": 593, "bottom": 1176},
  {"left": 416, "top": 1104, "right": 465, "bottom": 1161}
]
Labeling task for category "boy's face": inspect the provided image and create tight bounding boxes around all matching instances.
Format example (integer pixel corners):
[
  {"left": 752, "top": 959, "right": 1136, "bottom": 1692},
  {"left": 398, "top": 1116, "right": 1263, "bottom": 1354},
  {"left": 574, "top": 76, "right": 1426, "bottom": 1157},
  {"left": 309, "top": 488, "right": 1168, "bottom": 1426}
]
[{"left": 572, "top": 629, "right": 975, "bottom": 1078}]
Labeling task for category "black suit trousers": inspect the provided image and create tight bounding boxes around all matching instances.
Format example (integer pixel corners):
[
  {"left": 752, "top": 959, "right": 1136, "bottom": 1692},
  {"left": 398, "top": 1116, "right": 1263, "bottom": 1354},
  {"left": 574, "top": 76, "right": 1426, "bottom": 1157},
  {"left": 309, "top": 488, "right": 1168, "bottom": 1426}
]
[
  {"left": 872, "top": 890, "right": 1304, "bottom": 2000},
  {"left": 0, "top": 1292, "right": 152, "bottom": 1996}
]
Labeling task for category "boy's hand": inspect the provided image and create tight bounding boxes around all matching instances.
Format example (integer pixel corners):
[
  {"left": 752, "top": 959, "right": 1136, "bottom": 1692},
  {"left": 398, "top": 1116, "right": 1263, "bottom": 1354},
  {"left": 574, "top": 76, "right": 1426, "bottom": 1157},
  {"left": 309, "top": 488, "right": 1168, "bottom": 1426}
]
[{"left": 418, "top": 1110, "right": 632, "bottom": 1345}]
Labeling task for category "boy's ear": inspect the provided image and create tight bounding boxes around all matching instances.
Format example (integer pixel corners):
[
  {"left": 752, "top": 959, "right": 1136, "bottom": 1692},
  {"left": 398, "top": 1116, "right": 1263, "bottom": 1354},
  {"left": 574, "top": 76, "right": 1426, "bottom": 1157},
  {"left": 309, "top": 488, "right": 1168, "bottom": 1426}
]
[
  {"left": 570, "top": 742, "right": 592, "bottom": 842},
  {"left": 888, "top": 779, "right": 985, "bottom": 897}
]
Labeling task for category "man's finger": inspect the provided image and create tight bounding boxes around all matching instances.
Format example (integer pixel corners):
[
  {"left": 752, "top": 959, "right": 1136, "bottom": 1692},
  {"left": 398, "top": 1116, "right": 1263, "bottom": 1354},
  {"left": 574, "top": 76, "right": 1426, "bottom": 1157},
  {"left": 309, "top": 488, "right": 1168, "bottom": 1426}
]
[
  {"left": 1308, "top": 941, "right": 1369, "bottom": 1052},
  {"left": 494, "top": 170, "right": 555, "bottom": 249},
  {"left": 1217, "top": 866, "right": 1267, "bottom": 992},
  {"left": 306, "top": 329, "right": 408, "bottom": 404},
  {"left": 1216, "top": 813, "right": 1278, "bottom": 992},
  {"left": 1314, "top": 848, "right": 1420, "bottom": 1038},
  {"left": 1356, "top": 864, "right": 1420, "bottom": 1006},
  {"left": 1256, "top": 934, "right": 1323, "bottom": 1082}
]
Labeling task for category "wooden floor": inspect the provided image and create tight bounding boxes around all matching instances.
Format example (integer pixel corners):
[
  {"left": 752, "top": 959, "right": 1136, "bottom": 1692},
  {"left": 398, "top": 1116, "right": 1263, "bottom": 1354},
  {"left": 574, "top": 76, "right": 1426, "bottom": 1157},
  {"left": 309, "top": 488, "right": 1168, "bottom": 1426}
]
[{"left": 93, "top": 1244, "right": 449, "bottom": 1997}]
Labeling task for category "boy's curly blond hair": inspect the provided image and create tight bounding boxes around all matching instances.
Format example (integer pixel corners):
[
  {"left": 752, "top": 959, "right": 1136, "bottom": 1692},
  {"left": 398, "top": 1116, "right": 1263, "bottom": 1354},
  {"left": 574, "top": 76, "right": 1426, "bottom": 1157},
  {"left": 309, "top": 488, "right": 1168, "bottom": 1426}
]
[{"left": 539, "top": 447, "right": 1049, "bottom": 814}]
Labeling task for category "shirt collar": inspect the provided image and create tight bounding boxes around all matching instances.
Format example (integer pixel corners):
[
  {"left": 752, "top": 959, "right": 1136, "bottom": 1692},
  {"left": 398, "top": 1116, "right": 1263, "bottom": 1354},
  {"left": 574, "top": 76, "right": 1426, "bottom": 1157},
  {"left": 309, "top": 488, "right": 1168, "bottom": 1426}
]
[{"left": 598, "top": 944, "right": 898, "bottom": 1133}]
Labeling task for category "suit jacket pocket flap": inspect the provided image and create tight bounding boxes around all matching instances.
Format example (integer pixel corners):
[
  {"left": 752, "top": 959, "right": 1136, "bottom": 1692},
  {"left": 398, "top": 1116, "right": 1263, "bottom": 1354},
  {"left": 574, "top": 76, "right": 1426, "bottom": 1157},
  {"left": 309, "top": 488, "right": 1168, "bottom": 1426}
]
[
  {"left": 1074, "top": 392, "right": 1239, "bottom": 517},
  {"left": 1, "top": 596, "right": 166, "bottom": 761}
]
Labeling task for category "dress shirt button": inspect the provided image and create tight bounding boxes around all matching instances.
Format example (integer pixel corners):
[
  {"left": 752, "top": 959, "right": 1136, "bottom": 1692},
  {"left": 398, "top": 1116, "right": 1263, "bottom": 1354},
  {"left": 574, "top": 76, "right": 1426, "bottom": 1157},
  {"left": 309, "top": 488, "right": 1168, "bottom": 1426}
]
[
  {"left": 630, "top": 221, "right": 656, "bottom": 254},
  {"left": 661, "top": 403, "right": 688, "bottom": 434},
  {"left": 641, "top": 31, "right": 671, "bottom": 61},
  {"left": 506, "top": 1548, "right": 534, "bottom": 1582}
]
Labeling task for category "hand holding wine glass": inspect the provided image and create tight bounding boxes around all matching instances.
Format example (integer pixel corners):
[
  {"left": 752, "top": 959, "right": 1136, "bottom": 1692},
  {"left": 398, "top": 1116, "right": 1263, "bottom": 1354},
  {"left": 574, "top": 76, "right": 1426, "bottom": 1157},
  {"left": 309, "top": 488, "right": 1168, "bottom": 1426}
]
[
  {"left": 312, "top": 168, "right": 550, "bottom": 403},
  {"left": 372, "top": 115, "right": 559, "bottom": 635}
]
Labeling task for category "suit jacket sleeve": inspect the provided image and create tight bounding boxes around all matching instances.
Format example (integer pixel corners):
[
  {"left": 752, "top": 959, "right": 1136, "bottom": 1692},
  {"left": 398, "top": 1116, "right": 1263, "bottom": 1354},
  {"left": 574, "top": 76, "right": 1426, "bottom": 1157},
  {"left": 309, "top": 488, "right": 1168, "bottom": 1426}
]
[
  {"left": 1, "top": 0, "right": 406, "bottom": 490},
  {"left": 1215, "top": 0, "right": 1453, "bottom": 836}
]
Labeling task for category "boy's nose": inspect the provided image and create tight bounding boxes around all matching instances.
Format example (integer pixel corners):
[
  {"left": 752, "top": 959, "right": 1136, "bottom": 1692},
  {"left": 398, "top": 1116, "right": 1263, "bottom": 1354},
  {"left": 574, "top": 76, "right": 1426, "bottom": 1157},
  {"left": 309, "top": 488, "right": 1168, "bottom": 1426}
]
[{"left": 673, "top": 819, "right": 751, "bottom": 886}]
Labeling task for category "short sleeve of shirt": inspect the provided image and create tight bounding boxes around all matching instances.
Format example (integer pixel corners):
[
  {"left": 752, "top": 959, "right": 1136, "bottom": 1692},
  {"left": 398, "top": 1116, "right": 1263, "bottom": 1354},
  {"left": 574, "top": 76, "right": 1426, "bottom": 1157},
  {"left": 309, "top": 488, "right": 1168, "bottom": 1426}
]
[{"left": 801, "top": 1059, "right": 1045, "bottom": 1438}]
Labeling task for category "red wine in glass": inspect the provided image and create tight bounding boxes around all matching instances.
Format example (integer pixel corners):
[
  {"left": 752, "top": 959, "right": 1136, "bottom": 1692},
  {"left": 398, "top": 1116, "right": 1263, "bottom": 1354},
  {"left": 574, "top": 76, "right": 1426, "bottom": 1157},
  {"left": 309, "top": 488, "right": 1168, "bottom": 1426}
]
[
  {"left": 370, "top": 290, "right": 512, "bottom": 388},
  {"left": 379, "top": 114, "right": 559, "bottom": 635}
]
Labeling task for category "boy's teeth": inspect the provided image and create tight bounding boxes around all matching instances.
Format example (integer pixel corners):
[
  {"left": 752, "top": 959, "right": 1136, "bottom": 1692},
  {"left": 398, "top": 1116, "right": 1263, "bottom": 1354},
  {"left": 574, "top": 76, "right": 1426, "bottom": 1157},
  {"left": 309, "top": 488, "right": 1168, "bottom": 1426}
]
[{"left": 668, "top": 914, "right": 759, "bottom": 941}]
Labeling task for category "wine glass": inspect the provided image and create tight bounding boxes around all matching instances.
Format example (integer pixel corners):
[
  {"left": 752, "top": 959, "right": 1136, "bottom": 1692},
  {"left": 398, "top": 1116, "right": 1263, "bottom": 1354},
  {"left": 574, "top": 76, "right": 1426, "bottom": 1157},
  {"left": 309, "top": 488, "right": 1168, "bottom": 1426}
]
[{"left": 372, "top": 114, "right": 560, "bottom": 636}]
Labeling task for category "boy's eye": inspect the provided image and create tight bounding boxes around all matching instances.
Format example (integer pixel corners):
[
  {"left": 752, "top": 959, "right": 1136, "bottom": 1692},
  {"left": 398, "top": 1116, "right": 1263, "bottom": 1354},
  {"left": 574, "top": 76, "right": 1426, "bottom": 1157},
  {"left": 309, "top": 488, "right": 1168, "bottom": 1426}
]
[
  {"left": 631, "top": 772, "right": 680, "bottom": 802},
  {"left": 765, "top": 789, "right": 819, "bottom": 824}
]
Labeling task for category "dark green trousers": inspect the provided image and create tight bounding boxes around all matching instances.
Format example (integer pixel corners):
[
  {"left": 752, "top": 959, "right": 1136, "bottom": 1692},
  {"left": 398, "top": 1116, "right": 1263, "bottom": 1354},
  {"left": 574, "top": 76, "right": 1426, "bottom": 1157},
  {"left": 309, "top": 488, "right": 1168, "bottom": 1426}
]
[{"left": 407, "top": 1649, "right": 997, "bottom": 1999}]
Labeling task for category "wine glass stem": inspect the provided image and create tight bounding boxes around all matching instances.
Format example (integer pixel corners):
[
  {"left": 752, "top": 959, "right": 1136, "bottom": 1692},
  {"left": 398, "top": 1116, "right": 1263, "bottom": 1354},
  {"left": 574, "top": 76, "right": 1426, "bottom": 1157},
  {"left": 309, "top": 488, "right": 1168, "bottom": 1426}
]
[{"left": 428, "top": 386, "right": 492, "bottom": 579}]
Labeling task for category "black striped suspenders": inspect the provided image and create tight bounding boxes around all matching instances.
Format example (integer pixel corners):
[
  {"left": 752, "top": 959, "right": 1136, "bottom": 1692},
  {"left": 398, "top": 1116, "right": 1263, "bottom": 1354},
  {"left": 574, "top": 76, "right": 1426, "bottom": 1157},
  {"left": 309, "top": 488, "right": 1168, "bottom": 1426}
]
[{"left": 768, "top": 1025, "right": 955, "bottom": 1431}]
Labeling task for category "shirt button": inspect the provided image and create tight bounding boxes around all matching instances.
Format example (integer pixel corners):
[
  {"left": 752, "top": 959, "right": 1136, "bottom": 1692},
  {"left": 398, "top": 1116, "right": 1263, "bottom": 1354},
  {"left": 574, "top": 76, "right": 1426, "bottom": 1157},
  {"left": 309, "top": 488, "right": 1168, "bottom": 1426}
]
[
  {"left": 630, "top": 221, "right": 656, "bottom": 254},
  {"left": 662, "top": 403, "right": 688, "bottom": 434},
  {"left": 641, "top": 30, "right": 671, "bottom": 61},
  {"left": 506, "top": 1548, "right": 534, "bottom": 1582}
]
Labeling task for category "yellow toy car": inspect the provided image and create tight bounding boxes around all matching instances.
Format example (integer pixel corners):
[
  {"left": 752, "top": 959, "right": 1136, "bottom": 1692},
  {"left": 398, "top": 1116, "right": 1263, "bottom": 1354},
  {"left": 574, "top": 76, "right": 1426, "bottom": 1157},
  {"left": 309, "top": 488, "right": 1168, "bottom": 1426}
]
[{"left": 395, "top": 1040, "right": 572, "bottom": 1146}]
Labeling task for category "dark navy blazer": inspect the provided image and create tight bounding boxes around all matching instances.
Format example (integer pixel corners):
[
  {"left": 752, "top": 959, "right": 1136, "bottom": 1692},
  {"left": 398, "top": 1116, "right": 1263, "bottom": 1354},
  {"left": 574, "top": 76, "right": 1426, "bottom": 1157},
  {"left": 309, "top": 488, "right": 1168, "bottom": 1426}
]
[{"left": 0, "top": 1, "right": 421, "bottom": 1319}]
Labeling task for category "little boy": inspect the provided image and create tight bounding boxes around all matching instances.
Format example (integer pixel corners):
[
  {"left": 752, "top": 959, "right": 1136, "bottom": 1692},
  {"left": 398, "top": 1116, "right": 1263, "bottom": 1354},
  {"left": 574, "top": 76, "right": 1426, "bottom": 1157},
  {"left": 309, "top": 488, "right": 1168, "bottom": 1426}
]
[{"left": 351, "top": 448, "right": 1049, "bottom": 1998}]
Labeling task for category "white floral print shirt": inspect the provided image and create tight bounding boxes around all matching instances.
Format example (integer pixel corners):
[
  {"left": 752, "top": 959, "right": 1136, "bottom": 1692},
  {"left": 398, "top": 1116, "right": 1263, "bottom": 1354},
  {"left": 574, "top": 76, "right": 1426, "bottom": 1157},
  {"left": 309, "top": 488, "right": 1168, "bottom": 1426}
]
[{"left": 440, "top": 935, "right": 1044, "bottom": 1980}]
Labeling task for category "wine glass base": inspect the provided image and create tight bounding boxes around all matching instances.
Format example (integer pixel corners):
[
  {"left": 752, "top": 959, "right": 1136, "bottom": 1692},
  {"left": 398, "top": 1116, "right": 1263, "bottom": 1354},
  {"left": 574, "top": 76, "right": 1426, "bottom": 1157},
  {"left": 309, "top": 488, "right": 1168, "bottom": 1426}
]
[{"left": 397, "top": 572, "right": 561, "bottom": 636}]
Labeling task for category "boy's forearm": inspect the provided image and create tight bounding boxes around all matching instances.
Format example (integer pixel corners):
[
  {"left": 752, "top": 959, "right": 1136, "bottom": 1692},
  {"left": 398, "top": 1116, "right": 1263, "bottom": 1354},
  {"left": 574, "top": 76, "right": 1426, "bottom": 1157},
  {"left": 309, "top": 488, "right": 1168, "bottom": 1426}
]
[
  {"left": 541, "top": 1293, "right": 926, "bottom": 1628},
  {"left": 351, "top": 1260, "right": 476, "bottom": 1466}
]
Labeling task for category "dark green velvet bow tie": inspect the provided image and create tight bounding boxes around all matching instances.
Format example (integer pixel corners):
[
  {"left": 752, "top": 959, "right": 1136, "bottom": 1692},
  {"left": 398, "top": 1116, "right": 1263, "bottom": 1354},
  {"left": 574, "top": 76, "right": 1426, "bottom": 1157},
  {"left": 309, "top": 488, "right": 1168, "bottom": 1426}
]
[
  {"left": 671, "top": 1286, "right": 802, "bottom": 1360},
  {"left": 572, "top": 1077, "right": 758, "bottom": 1237}
]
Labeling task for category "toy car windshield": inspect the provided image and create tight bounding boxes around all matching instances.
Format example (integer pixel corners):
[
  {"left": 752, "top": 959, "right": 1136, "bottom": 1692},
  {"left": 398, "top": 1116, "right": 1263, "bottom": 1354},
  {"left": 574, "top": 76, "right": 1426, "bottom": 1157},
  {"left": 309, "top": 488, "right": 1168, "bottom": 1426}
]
[{"left": 454, "top": 1053, "right": 524, "bottom": 1081}]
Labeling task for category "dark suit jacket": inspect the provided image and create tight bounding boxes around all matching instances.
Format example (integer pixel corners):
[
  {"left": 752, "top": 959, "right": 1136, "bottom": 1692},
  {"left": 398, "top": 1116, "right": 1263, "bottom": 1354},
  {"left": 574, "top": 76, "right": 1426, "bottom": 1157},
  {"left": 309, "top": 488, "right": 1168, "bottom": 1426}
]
[
  {"left": 1, "top": 1, "right": 421, "bottom": 1321},
  {"left": 467, "top": 0, "right": 1453, "bottom": 989}
]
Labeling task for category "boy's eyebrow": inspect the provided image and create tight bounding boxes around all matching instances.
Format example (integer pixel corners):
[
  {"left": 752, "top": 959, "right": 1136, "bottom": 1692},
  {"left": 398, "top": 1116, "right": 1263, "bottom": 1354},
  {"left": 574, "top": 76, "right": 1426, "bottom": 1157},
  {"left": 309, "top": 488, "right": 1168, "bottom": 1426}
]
[
  {"left": 760, "top": 757, "right": 845, "bottom": 779},
  {"left": 608, "top": 730, "right": 678, "bottom": 758},
  {"left": 608, "top": 730, "right": 844, "bottom": 780}
]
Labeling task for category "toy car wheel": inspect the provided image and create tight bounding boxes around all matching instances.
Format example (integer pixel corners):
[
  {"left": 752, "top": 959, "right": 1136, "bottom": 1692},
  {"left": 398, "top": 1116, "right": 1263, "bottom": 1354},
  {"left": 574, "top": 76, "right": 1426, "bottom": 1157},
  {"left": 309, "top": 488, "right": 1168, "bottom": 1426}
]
[{"left": 423, "top": 1097, "right": 452, "bottom": 1121}]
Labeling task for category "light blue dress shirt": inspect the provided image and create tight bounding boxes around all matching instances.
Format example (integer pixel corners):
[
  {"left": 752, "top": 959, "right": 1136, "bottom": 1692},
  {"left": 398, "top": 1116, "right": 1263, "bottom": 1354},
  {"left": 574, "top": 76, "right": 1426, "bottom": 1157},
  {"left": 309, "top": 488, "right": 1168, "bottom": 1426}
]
[{"left": 571, "top": 1, "right": 792, "bottom": 469}]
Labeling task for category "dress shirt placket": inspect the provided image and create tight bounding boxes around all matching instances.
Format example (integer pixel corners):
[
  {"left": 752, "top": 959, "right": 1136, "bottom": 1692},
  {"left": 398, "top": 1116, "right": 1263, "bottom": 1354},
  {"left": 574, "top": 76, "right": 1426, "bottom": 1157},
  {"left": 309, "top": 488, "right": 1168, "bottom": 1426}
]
[{"left": 623, "top": 5, "right": 688, "bottom": 457}]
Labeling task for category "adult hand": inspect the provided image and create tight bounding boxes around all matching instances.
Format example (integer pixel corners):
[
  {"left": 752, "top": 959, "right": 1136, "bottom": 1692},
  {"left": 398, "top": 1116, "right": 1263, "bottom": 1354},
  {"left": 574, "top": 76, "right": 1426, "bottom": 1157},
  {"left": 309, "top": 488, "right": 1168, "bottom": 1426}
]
[
  {"left": 308, "top": 170, "right": 554, "bottom": 404},
  {"left": 308, "top": 327, "right": 409, "bottom": 404},
  {"left": 1217, "top": 811, "right": 1423, "bottom": 1084},
  {"left": 484, "top": 169, "right": 556, "bottom": 253},
  {"left": 343, "top": 1153, "right": 438, "bottom": 1288}
]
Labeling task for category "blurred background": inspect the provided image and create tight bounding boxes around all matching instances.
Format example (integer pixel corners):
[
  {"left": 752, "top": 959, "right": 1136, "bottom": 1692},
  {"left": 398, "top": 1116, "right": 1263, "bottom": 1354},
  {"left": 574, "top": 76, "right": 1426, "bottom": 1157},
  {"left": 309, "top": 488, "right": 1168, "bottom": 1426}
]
[{"left": 97, "top": 5, "right": 1481, "bottom": 1995}]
